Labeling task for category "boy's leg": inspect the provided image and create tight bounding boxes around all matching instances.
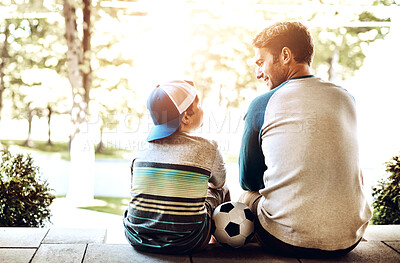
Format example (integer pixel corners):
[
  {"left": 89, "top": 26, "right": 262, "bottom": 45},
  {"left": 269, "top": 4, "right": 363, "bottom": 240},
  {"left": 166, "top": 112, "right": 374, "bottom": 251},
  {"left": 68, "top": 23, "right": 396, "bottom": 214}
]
[
  {"left": 205, "top": 185, "right": 231, "bottom": 216},
  {"left": 196, "top": 185, "right": 231, "bottom": 250}
]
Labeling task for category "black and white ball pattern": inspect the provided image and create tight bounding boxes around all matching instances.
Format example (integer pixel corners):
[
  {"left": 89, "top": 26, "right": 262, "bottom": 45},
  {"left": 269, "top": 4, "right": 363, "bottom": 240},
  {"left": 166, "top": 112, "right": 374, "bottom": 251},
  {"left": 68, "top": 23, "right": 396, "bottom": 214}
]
[{"left": 212, "top": 201, "right": 255, "bottom": 248}]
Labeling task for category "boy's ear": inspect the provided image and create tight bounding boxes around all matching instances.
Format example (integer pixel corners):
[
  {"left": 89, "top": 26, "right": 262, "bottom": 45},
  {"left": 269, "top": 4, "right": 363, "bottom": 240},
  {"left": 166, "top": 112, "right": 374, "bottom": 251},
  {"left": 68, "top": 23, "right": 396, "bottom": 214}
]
[{"left": 181, "top": 112, "right": 191, "bottom": 125}]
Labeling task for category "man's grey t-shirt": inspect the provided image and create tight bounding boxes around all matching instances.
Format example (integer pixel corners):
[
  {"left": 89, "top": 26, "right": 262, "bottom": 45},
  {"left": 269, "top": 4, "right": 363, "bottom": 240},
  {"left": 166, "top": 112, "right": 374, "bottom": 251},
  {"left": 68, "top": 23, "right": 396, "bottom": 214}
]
[{"left": 259, "top": 77, "right": 372, "bottom": 250}]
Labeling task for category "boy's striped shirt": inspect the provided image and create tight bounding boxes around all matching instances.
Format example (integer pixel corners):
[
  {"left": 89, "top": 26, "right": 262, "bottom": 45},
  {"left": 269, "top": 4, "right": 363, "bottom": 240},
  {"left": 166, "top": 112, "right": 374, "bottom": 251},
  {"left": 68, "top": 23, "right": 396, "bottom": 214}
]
[{"left": 124, "top": 161, "right": 211, "bottom": 253}]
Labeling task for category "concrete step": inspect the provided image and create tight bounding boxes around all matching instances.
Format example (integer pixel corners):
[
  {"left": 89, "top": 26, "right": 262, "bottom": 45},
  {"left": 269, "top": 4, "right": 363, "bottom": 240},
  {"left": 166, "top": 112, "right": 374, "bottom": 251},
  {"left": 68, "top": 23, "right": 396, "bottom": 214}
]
[{"left": 0, "top": 226, "right": 399, "bottom": 263}]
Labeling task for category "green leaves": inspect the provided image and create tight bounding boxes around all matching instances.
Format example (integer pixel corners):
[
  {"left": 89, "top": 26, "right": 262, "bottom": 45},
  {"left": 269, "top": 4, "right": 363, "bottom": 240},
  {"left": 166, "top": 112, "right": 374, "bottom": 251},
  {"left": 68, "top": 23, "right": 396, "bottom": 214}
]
[
  {"left": 0, "top": 151, "right": 55, "bottom": 227},
  {"left": 371, "top": 154, "right": 400, "bottom": 225}
]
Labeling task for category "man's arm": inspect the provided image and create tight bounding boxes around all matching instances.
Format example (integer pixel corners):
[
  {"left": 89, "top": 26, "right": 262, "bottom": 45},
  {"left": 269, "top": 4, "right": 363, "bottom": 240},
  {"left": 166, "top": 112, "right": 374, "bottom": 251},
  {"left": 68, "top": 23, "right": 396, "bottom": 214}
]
[{"left": 238, "top": 96, "right": 268, "bottom": 191}]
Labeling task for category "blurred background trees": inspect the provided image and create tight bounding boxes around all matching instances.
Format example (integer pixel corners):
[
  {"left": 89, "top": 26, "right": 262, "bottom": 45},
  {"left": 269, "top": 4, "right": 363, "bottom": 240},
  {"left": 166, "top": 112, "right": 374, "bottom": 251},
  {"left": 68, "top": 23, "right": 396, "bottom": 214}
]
[
  {"left": 185, "top": 0, "right": 394, "bottom": 110},
  {"left": 0, "top": 6, "right": 68, "bottom": 146},
  {"left": 0, "top": 0, "right": 397, "bottom": 144}
]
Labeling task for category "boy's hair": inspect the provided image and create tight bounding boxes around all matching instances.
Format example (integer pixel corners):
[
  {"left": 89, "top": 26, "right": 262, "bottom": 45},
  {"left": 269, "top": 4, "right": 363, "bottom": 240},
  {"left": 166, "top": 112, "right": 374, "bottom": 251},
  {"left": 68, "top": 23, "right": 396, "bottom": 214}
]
[{"left": 253, "top": 21, "right": 314, "bottom": 66}]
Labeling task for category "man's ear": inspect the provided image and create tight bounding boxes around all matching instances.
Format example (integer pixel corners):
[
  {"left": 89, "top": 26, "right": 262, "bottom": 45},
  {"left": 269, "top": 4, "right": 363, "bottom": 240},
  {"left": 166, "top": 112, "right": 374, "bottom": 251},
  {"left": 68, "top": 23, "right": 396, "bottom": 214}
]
[{"left": 281, "top": 47, "right": 292, "bottom": 64}]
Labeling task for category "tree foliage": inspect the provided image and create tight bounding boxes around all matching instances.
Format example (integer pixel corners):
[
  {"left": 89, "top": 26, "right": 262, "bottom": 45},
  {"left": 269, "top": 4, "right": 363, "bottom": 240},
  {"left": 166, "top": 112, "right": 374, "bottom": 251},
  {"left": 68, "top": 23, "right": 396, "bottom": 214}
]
[
  {"left": 187, "top": 0, "right": 394, "bottom": 108},
  {"left": 1, "top": 0, "right": 397, "bottom": 142},
  {"left": 89, "top": 4, "right": 139, "bottom": 152},
  {"left": 0, "top": 13, "right": 68, "bottom": 144},
  {"left": 371, "top": 154, "right": 400, "bottom": 225},
  {"left": 311, "top": 11, "right": 390, "bottom": 81},
  {"left": 0, "top": 151, "right": 55, "bottom": 227},
  {"left": 187, "top": 10, "right": 259, "bottom": 109}
]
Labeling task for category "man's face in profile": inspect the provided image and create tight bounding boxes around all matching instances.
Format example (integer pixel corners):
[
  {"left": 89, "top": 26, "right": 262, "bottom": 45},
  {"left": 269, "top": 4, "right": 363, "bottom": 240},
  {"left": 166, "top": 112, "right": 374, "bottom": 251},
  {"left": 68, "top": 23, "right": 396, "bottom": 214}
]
[{"left": 254, "top": 47, "right": 287, "bottom": 90}]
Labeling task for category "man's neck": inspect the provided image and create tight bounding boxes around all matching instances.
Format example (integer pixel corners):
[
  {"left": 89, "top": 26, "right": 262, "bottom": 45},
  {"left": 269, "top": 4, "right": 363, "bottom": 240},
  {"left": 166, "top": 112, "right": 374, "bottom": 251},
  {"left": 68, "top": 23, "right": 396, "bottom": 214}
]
[{"left": 287, "top": 63, "right": 312, "bottom": 80}]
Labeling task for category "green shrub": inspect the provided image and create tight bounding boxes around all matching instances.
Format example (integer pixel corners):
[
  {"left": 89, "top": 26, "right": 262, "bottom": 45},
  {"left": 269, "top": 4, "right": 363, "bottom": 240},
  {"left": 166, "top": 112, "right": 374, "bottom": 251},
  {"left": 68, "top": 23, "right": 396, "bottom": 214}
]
[
  {"left": 0, "top": 151, "right": 55, "bottom": 227},
  {"left": 371, "top": 154, "right": 400, "bottom": 225}
]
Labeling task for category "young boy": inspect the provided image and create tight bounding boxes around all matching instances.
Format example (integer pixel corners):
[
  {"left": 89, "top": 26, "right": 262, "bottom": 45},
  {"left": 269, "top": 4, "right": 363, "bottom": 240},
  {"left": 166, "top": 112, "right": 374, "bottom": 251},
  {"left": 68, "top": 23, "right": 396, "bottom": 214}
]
[{"left": 123, "top": 80, "right": 230, "bottom": 254}]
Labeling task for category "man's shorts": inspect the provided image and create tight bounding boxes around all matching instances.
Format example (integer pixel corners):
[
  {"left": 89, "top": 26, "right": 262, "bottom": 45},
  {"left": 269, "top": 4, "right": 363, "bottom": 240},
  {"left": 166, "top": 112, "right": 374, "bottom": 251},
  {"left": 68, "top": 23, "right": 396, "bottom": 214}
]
[{"left": 238, "top": 191, "right": 360, "bottom": 258}]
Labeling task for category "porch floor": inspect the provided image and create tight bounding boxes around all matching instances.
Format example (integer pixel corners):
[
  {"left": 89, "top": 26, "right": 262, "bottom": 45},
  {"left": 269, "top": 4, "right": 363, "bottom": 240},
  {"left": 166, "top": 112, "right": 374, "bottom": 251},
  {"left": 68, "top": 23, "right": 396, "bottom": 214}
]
[{"left": 1, "top": 225, "right": 399, "bottom": 262}]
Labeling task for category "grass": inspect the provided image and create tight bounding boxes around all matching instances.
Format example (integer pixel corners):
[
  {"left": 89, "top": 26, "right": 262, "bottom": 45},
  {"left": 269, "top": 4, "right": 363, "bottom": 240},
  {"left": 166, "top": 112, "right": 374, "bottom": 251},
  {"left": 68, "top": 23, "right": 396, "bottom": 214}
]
[
  {"left": 1, "top": 139, "right": 131, "bottom": 160},
  {"left": 1, "top": 140, "right": 70, "bottom": 159},
  {"left": 76, "top": 196, "right": 131, "bottom": 216}
]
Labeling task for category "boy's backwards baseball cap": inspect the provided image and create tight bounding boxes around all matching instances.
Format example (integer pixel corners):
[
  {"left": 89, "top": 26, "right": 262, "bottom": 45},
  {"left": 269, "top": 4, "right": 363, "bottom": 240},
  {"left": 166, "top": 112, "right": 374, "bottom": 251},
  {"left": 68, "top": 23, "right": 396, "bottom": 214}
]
[{"left": 146, "top": 80, "right": 196, "bottom": 142}]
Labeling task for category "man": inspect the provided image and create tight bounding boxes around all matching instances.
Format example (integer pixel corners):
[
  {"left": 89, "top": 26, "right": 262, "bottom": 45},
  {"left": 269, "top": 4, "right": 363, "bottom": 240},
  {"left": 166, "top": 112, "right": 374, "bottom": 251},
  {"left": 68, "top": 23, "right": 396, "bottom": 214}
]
[{"left": 238, "top": 21, "right": 372, "bottom": 258}]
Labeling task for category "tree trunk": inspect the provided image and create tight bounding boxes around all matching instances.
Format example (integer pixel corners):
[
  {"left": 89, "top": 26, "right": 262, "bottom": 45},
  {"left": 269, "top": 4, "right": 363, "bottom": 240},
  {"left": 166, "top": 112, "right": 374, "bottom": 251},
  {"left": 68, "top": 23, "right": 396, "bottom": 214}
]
[
  {"left": 96, "top": 127, "right": 105, "bottom": 153},
  {"left": 24, "top": 103, "right": 34, "bottom": 147},
  {"left": 63, "top": 0, "right": 94, "bottom": 206},
  {"left": 47, "top": 105, "right": 52, "bottom": 145},
  {"left": 82, "top": 0, "right": 92, "bottom": 105},
  {"left": 328, "top": 48, "right": 339, "bottom": 82},
  {"left": 0, "top": 20, "right": 10, "bottom": 120},
  {"left": 63, "top": 0, "right": 89, "bottom": 141}
]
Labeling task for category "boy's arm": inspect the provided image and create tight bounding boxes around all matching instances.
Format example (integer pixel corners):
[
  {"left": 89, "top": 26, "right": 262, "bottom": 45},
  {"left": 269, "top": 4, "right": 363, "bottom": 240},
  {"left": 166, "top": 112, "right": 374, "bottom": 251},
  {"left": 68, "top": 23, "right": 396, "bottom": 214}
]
[{"left": 209, "top": 145, "right": 226, "bottom": 189}]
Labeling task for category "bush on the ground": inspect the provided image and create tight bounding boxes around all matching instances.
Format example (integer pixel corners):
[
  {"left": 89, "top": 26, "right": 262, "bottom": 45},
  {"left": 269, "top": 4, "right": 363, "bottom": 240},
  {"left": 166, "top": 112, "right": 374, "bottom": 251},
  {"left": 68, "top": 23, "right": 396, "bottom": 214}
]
[
  {"left": 0, "top": 151, "right": 55, "bottom": 227},
  {"left": 371, "top": 154, "right": 400, "bottom": 225}
]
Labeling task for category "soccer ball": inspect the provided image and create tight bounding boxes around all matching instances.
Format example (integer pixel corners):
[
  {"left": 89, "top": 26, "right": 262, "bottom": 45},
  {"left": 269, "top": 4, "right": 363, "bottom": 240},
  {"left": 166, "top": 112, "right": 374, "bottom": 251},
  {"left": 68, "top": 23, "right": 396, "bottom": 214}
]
[{"left": 212, "top": 201, "right": 255, "bottom": 248}]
